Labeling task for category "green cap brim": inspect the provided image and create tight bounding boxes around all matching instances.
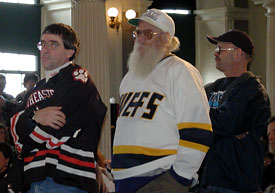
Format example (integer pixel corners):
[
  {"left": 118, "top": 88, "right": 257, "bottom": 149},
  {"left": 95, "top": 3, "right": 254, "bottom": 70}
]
[{"left": 128, "top": 18, "right": 140, "bottom": 27}]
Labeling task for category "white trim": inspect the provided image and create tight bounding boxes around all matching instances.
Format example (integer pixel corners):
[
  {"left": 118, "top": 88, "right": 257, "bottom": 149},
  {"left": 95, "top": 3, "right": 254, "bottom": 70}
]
[
  {"left": 31, "top": 127, "right": 69, "bottom": 149},
  {"left": 112, "top": 154, "right": 176, "bottom": 180},
  {"left": 57, "top": 164, "right": 96, "bottom": 179},
  {"left": 24, "top": 157, "right": 96, "bottom": 179},
  {"left": 61, "top": 144, "right": 95, "bottom": 158}
]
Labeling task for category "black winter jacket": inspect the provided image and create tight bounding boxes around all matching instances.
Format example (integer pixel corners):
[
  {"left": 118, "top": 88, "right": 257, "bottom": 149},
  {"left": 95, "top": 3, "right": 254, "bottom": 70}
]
[{"left": 201, "top": 72, "right": 271, "bottom": 192}]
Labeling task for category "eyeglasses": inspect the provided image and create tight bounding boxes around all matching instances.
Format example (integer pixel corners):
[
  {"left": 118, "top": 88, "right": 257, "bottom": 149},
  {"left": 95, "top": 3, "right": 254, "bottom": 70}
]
[
  {"left": 215, "top": 46, "right": 238, "bottom": 55},
  {"left": 132, "top": 29, "right": 158, "bottom": 40},
  {"left": 37, "top": 40, "right": 60, "bottom": 51}
]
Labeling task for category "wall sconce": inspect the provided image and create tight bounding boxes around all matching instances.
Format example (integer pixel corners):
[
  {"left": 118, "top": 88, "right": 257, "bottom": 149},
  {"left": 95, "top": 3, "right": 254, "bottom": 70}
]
[
  {"left": 107, "top": 7, "right": 137, "bottom": 32},
  {"left": 107, "top": 7, "right": 120, "bottom": 32}
]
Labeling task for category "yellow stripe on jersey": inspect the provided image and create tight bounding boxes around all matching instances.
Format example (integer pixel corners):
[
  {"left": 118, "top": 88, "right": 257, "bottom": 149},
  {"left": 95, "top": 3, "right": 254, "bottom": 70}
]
[
  {"left": 113, "top": 145, "right": 177, "bottom": 156},
  {"left": 179, "top": 139, "right": 209, "bottom": 152},
  {"left": 112, "top": 168, "right": 124, "bottom": 171},
  {"left": 177, "top": 122, "right": 212, "bottom": 131}
]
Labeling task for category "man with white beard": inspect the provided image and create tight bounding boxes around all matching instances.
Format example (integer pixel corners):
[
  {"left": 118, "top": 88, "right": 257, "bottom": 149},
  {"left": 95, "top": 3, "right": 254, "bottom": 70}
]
[{"left": 111, "top": 9, "right": 213, "bottom": 193}]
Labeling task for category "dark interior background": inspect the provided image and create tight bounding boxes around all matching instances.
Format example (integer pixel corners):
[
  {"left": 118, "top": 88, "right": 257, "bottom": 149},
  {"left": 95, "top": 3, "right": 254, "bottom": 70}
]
[
  {"left": 148, "top": 0, "right": 196, "bottom": 65},
  {"left": 0, "top": 2, "right": 41, "bottom": 56}
]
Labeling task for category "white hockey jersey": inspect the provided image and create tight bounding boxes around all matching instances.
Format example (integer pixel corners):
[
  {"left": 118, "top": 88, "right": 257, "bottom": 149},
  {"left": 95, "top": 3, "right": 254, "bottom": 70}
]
[{"left": 112, "top": 55, "right": 212, "bottom": 181}]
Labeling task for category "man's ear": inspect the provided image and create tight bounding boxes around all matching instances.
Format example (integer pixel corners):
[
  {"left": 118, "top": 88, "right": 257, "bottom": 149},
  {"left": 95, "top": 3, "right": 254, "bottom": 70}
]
[
  {"left": 235, "top": 48, "right": 243, "bottom": 61},
  {"left": 66, "top": 49, "right": 75, "bottom": 59}
]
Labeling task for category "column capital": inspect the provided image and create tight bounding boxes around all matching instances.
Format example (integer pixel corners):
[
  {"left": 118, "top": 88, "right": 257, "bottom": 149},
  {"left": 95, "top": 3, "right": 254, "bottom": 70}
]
[
  {"left": 252, "top": 0, "right": 274, "bottom": 5},
  {"left": 263, "top": 0, "right": 275, "bottom": 15},
  {"left": 252, "top": 0, "right": 275, "bottom": 8},
  {"left": 41, "top": 0, "right": 73, "bottom": 10},
  {"left": 41, "top": 0, "right": 72, "bottom": 5},
  {"left": 195, "top": 7, "right": 249, "bottom": 20},
  {"left": 252, "top": 0, "right": 275, "bottom": 16}
]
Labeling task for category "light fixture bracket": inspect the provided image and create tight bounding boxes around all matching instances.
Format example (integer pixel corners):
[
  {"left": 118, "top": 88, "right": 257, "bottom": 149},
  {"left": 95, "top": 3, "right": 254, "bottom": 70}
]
[{"left": 108, "top": 16, "right": 120, "bottom": 32}]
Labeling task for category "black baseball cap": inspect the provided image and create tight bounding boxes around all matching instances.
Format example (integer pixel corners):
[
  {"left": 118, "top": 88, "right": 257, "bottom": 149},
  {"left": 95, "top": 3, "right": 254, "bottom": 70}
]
[{"left": 207, "top": 29, "right": 254, "bottom": 57}]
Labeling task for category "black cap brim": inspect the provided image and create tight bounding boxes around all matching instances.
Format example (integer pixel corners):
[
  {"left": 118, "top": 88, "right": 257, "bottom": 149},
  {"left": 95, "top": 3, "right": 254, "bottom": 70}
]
[{"left": 207, "top": 35, "right": 219, "bottom": 45}]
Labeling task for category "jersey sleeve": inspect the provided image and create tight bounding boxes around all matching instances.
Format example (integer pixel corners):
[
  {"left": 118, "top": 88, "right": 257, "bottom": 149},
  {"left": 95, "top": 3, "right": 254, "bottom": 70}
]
[{"left": 169, "top": 61, "right": 213, "bottom": 182}]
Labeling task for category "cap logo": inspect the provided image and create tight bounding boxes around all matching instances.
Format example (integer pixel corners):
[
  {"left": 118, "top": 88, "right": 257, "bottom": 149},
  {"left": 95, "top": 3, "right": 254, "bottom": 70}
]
[{"left": 143, "top": 10, "right": 160, "bottom": 21}]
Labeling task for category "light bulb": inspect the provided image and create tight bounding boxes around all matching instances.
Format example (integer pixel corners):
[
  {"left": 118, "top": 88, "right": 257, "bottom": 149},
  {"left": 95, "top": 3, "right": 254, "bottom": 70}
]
[
  {"left": 107, "top": 7, "right": 119, "bottom": 17},
  {"left": 125, "top": 9, "right": 136, "bottom": 20}
]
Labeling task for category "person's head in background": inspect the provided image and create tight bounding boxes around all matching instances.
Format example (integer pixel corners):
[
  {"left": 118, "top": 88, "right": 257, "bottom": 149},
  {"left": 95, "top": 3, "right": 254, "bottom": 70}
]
[
  {"left": 0, "top": 96, "right": 5, "bottom": 113},
  {"left": 268, "top": 116, "right": 275, "bottom": 154},
  {"left": 127, "top": 9, "right": 180, "bottom": 78},
  {"left": 0, "top": 96, "right": 6, "bottom": 123},
  {"left": 0, "top": 142, "right": 12, "bottom": 174},
  {"left": 0, "top": 74, "right": 6, "bottom": 96},
  {"left": 207, "top": 30, "right": 254, "bottom": 77},
  {"left": 37, "top": 23, "right": 80, "bottom": 71},
  {"left": 23, "top": 73, "right": 39, "bottom": 91},
  {"left": 0, "top": 123, "right": 9, "bottom": 143}
]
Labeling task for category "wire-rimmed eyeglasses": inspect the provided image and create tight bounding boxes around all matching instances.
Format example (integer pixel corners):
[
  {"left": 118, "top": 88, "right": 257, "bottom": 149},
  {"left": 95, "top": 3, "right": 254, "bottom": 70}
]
[
  {"left": 37, "top": 40, "right": 60, "bottom": 51},
  {"left": 132, "top": 29, "right": 158, "bottom": 40},
  {"left": 215, "top": 46, "right": 238, "bottom": 55}
]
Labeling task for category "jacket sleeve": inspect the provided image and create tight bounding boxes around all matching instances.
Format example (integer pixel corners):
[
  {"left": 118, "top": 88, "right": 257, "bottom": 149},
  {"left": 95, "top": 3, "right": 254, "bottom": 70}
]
[
  {"left": 169, "top": 62, "right": 213, "bottom": 184},
  {"left": 11, "top": 69, "right": 106, "bottom": 154},
  {"left": 209, "top": 78, "right": 270, "bottom": 138}
]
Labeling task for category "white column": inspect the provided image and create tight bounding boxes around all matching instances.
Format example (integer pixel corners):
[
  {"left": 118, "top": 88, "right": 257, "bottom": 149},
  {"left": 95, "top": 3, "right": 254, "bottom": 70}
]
[
  {"left": 253, "top": 0, "right": 275, "bottom": 115},
  {"left": 264, "top": 1, "right": 275, "bottom": 115},
  {"left": 72, "top": 0, "right": 111, "bottom": 159}
]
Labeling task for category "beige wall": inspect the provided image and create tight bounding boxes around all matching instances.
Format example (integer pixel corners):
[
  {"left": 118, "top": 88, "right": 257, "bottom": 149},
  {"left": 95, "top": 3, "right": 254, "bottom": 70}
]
[
  {"left": 105, "top": 0, "right": 150, "bottom": 103},
  {"left": 105, "top": 1, "right": 123, "bottom": 103},
  {"left": 195, "top": 8, "right": 228, "bottom": 84},
  {"left": 249, "top": 1, "right": 267, "bottom": 85}
]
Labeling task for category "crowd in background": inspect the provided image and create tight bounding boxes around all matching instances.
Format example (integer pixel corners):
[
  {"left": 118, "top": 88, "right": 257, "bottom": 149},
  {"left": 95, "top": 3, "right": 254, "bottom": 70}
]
[
  {"left": 0, "top": 8, "right": 274, "bottom": 193},
  {"left": 0, "top": 72, "right": 39, "bottom": 192}
]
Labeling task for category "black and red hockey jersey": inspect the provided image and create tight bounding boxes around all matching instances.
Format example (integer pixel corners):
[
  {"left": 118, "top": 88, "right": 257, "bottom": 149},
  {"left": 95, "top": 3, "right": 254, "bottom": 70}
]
[{"left": 10, "top": 63, "right": 107, "bottom": 192}]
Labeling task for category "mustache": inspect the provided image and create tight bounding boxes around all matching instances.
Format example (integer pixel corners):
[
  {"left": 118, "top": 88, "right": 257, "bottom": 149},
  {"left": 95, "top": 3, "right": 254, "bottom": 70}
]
[{"left": 127, "top": 41, "right": 165, "bottom": 78}]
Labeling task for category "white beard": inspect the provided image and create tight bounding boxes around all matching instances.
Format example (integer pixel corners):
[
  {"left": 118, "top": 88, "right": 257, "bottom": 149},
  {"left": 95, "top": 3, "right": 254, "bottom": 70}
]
[{"left": 127, "top": 42, "right": 165, "bottom": 79}]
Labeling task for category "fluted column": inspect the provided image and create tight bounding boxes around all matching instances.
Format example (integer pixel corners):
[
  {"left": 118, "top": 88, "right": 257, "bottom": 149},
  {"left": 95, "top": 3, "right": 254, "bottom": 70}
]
[
  {"left": 72, "top": 0, "right": 111, "bottom": 159},
  {"left": 253, "top": 0, "right": 275, "bottom": 115},
  {"left": 264, "top": 1, "right": 275, "bottom": 115}
]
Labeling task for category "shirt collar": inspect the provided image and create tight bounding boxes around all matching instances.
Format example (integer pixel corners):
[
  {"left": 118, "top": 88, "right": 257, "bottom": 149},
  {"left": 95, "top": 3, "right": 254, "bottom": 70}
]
[{"left": 45, "top": 62, "right": 71, "bottom": 82}]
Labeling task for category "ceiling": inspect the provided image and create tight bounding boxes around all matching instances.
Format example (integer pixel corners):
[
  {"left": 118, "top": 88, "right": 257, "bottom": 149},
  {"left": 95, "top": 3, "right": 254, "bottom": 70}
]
[{"left": 147, "top": 0, "right": 196, "bottom": 10}]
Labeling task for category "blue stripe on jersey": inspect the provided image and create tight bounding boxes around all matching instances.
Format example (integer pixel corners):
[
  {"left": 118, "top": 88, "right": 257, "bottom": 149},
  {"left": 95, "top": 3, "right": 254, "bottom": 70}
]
[
  {"left": 170, "top": 167, "right": 192, "bottom": 185},
  {"left": 111, "top": 153, "right": 169, "bottom": 170},
  {"left": 178, "top": 128, "right": 213, "bottom": 148}
]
